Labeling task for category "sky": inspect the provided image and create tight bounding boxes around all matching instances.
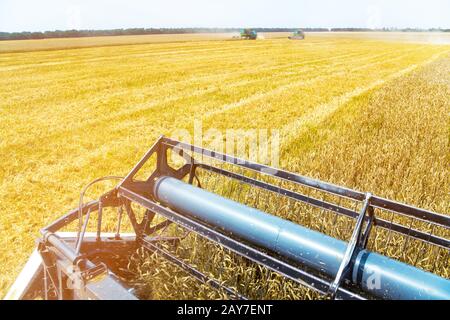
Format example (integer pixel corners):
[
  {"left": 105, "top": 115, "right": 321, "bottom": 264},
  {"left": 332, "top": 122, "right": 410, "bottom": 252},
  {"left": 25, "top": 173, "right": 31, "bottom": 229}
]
[{"left": 0, "top": 0, "right": 449, "bottom": 33}]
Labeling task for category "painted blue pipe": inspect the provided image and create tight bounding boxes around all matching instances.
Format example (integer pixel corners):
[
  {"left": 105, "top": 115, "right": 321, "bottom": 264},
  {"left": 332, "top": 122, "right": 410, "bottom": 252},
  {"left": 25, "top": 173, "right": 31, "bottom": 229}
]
[{"left": 153, "top": 176, "right": 450, "bottom": 300}]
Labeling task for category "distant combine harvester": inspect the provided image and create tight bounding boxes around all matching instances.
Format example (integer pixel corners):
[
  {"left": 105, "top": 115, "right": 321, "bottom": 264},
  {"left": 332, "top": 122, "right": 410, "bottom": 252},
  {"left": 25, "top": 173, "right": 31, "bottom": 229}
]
[
  {"left": 233, "top": 29, "right": 258, "bottom": 40},
  {"left": 289, "top": 30, "right": 305, "bottom": 40}
]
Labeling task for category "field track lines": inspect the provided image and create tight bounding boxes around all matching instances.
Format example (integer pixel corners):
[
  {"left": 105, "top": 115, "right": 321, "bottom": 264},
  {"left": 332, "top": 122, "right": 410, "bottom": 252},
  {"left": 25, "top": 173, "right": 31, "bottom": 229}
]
[
  {"left": 0, "top": 49, "right": 367, "bottom": 103},
  {"left": 0, "top": 54, "right": 356, "bottom": 137},
  {"left": 197, "top": 49, "right": 416, "bottom": 119},
  {"left": 0, "top": 50, "right": 436, "bottom": 151},
  {"left": 0, "top": 41, "right": 302, "bottom": 71},
  {"left": 201, "top": 48, "right": 431, "bottom": 119},
  {"left": 0, "top": 46, "right": 369, "bottom": 90},
  {"left": 0, "top": 49, "right": 437, "bottom": 188},
  {"left": 279, "top": 51, "right": 449, "bottom": 147},
  {"left": 0, "top": 48, "right": 367, "bottom": 100},
  {"left": 0, "top": 37, "right": 347, "bottom": 56},
  {"left": 0, "top": 51, "right": 433, "bottom": 152},
  {"left": 1, "top": 41, "right": 419, "bottom": 84},
  {"left": 0, "top": 48, "right": 412, "bottom": 149},
  {"left": 0, "top": 45, "right": 442, "bottom": 179},
  {"left": 0, "top": 39, "right": 265, "bottom": 56},
  {"left": 0, "top": 49, "right": 389, "bottom": 126}
]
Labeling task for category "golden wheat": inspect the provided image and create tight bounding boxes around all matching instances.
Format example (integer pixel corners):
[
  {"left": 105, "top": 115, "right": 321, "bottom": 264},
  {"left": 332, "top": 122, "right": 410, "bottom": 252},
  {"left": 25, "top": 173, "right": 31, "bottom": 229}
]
[{"left": 0, "top": 33, "right": 449, "bottom": 298}]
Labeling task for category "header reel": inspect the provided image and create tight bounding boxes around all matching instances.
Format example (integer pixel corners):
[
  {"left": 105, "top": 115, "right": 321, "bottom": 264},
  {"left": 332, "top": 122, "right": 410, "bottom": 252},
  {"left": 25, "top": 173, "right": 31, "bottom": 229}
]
[{"left": 6, "top": 136, "right": 449, "bottom": 300}]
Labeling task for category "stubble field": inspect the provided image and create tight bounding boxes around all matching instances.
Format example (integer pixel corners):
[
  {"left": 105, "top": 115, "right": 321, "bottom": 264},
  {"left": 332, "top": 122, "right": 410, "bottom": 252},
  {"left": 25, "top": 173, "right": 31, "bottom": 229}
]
[{"left": 0, "top": 32, "right": 449, "bottom": 298}]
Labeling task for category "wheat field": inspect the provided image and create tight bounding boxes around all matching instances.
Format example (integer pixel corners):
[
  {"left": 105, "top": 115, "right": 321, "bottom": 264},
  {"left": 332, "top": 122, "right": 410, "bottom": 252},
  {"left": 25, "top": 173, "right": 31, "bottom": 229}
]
[{"left": 0, "top": 32, "right": 449, "bottom": 298}]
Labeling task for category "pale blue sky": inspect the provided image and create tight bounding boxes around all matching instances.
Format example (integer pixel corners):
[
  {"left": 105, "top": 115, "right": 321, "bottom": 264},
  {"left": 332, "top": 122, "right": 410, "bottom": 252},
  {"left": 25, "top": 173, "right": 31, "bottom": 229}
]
[{"left": 0, "top": 0, "right": 449, "bottom": 32}]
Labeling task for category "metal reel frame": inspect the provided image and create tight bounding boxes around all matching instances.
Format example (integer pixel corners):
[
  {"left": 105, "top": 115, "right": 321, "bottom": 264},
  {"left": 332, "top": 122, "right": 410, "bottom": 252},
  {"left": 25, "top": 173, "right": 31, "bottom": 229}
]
[{"left": 9, "top": 136, "right": 449, "bottom": 300}]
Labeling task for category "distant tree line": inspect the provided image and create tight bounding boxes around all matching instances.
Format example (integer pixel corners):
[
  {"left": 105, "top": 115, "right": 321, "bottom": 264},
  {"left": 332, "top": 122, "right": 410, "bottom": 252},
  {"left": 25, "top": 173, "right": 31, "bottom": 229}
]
[
  {"left": 329, "top": 27, "right": 450, "bottom": 32},
  {"left": 0, "top": 27, "right": 448, "bottom": 41}
]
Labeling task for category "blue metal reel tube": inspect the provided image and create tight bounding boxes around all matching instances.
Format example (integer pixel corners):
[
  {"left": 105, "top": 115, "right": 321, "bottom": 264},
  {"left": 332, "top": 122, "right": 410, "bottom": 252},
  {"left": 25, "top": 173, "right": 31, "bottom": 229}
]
[{"left": 153, "top": 176, "right": 450, "bottom": 300}]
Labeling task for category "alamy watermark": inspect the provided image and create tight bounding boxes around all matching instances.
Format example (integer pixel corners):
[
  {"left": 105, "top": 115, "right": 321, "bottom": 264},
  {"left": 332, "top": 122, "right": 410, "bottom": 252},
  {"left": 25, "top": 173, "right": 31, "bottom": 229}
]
[{"left": 170, "top": 120, "right": 280, "bottom": 174}]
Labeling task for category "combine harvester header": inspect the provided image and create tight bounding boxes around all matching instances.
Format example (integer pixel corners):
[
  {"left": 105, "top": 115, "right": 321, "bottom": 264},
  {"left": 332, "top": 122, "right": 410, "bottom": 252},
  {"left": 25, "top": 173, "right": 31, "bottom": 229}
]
[
  {"left": 240, "top": 29, "right": 258, "bottom": 40},
  {"left": 289, "top": 30, "right": 305, "bottom": 40},
  {"left": 6, "top": 136, "right": 450, "bottom": 300}
]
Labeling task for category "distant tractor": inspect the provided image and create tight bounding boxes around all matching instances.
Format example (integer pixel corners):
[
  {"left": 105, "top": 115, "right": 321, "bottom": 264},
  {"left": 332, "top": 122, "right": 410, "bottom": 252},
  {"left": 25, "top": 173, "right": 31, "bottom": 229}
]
[
  {"left": 240, "top": 29, "right": 258, "bottom": 40},
  {"left": 289, "top": 30, "right": 305, "bottom": 40}
]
